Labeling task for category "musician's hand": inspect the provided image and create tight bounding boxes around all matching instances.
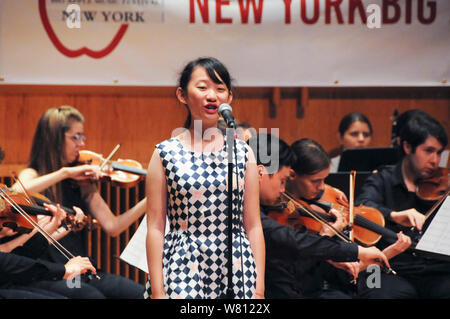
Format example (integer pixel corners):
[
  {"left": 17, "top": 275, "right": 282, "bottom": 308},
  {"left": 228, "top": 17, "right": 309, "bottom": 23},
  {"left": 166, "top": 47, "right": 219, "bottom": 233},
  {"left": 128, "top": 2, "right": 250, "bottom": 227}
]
[
  {"left": 333, "top": 187, "right": 349, "bottom": 204},
  {"left": 382, "top": 231, "right": 412, "bottom": 260},
  {"left": 320, "top": 208, "right": 346, "bottom": 236},
  {"left": 0, "top": 226, "right": 17, "bottom": 238},
  {"left": 390, "top": 209, "right": 425, "bottom": 231},
  {"left": 63, "top": 165, "right": 104, "bottom": 182},
  {"left": 66, "top": 206, "right": 87, "bottom": 231},
  {"left": 43, "top": 203, "right": 66, "bottom": 223},
  {"left": 63, "top": 256, "right": 97, "bottom": 280},
  {"left": 357, "top": 246, "right": 390, "bottom": 270},
  {"left": 40, "top": 203, "right": 66, "bottom": 235}
]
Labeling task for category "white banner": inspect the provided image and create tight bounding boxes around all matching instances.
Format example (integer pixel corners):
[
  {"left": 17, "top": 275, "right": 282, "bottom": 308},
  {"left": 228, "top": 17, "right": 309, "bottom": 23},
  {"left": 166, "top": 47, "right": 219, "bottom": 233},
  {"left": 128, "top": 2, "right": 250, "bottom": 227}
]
[{"left": 0, "top": 0, "right": 448, "bottom": 86}]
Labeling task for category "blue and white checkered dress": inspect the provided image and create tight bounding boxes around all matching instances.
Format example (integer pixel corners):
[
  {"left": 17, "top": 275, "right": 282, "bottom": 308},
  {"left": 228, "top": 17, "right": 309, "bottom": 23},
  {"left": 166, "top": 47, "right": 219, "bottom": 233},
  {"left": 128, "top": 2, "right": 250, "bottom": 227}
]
[{"left": 144, "top": 137, "right": 257, "bottom": 299}]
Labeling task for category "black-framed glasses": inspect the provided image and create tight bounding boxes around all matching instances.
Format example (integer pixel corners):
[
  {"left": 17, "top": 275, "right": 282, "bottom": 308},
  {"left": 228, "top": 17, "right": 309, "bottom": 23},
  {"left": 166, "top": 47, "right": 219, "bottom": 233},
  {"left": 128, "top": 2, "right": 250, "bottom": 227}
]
[{"left": 66, "top": 133, "right": 87, "bottom": 144}]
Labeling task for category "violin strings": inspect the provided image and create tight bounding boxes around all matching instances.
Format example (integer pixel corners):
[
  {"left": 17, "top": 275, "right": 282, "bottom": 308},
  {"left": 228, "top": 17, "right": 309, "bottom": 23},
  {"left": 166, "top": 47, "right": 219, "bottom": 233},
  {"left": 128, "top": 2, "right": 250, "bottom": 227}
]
[
  {"left": 282, "top": 192, "right": 352, "bottom": 243},
  {"left": 282, "top": 192, "right": 334, "bottom": 231},
  {"left": 0, "top": 189, "right": 74, "bottom": 261}
]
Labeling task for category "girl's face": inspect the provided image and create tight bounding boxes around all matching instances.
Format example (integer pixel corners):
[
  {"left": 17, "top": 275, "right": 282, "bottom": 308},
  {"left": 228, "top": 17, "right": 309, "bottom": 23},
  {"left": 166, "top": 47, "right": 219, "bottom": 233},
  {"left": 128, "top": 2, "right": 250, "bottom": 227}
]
[
  {"left": 340, "top": 121, "right": 372, "bottom": 150},
  {"left": 292, "top": 167, "right": 330, "bottom": 200},
  {"left": 63, "top": 121, "right": 85, "bottom": 165},
  {"left": 177, "top": 66, "right": 232, "bottom": 129}
]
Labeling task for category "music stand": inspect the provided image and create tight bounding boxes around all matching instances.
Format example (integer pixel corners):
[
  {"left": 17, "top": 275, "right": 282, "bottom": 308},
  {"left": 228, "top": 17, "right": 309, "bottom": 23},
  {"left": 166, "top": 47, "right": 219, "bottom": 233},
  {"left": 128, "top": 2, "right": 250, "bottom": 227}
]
[
  {"left": 338, "top": 147, "right": 399, "bottom": 172},
  {"left": 414, "top": 196, "right": 450, "bottom": 262}
]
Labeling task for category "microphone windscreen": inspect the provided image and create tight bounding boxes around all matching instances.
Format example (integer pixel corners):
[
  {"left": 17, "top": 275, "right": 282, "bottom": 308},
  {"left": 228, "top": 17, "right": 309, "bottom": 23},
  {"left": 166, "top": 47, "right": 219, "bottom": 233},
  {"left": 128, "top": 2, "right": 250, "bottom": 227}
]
[{"left": 218, "top": 103, "right": 232, "bottom": 115}]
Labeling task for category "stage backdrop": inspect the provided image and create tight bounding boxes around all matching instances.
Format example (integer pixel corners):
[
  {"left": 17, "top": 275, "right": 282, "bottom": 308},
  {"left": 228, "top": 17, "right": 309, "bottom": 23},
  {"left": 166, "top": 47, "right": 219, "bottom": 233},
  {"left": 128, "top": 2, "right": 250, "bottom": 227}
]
[{"left": 0, "top": 0, "right": 448, "bottom": 87}]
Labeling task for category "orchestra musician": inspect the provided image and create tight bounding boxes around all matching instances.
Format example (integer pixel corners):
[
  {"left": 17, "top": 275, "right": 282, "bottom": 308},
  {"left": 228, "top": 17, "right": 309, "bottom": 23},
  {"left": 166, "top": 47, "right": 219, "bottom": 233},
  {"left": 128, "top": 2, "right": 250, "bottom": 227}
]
[
  {"left": 392, "top": 109, "right": 449, "bottom": 168},
  {"left": 250, "top": 134, "right": 391, "bottom": 298},
  {"left": 357, "top": 111, "right": 450, "bottom": 298},
  {"left": 330, "top": 112, "right": 373, "bottom": 173},
  {"left": 11, "top": 106, "right": 146, "bottom": 298},
  {"left": 288, "top": 138, "right": 411, "bottom": 298},
  {"left": 0, "top": 148, "right": 97, "bottom": 299}
]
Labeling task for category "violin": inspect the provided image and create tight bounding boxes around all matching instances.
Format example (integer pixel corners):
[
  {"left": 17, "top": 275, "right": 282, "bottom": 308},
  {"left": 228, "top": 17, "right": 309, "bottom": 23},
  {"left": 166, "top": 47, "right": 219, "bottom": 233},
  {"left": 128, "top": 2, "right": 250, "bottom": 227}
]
[
  {"left": 0, "top": 183, "right": 98, "bottom": 233},
  {"left": 0, "top": 186, "right": 52, "bottom": 234},
  {"left": 312, "top": 185, "right": 394, "bottom": 246},
  {"left": 416, "top": 167, "right": 449, "bottom": 202},
  {"left": 266, "top": 191, "right": 399, "bottom": 276},
  {"left": 266, "top": 185, "right": 400, "bottom": 247},
  {"left": 76, "top": 149, "right": 146, "bottom": 188},
  {"left": 266, "top": 193, "right": 353, "bottom": 243},
  {"left": 414, "top": 167, "right": 449, "bottom": 227},
  {"left": 30, "top": 193, "right": 99, "bottom": 232}
]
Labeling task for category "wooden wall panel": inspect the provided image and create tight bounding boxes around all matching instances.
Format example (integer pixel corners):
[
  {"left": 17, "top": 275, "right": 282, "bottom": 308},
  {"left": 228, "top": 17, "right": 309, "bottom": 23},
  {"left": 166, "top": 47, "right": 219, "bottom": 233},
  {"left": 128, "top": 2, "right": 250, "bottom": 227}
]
[
  {"left": 231, "top": 87, "right": 449, "bottom": 153},
  {"left": 0, "top": 85, "right": 448, "bottom": 167},
  {"left": 0, "top": 87, "right": 188, "bottom": 167}
]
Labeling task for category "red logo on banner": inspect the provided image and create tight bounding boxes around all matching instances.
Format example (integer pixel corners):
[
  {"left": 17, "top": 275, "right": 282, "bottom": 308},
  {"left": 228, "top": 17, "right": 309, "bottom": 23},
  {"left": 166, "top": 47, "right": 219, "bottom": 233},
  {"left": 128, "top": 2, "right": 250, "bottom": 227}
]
[{"left": 38, "top": 0, "right": 128, "bottom": 59}]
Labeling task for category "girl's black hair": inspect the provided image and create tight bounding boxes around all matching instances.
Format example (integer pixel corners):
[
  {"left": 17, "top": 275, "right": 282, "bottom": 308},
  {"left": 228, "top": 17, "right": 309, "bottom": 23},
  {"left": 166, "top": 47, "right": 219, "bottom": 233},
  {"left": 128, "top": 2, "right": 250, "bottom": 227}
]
[
  {"left": 338, "top": 112, "right": 373, "bottom": 137},
  {"left": 178, "top": 57, "right": 232, "bottom": 128},
  {"left": 291, "top": 138, "right": 330, "bottom": 176},
  {"left": 399, "top": 112, "right": 448, "bottom": 157}
]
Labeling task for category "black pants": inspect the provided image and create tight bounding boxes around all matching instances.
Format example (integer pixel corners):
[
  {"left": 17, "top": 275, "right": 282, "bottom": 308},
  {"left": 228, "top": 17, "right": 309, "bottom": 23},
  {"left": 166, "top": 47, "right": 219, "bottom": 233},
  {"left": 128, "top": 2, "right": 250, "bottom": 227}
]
[
  {"left": 358, "top": 271, "right": 450, "bottom": 299},
  {"left": 27, "top": 271, "right": 145, "bottom": 299}
]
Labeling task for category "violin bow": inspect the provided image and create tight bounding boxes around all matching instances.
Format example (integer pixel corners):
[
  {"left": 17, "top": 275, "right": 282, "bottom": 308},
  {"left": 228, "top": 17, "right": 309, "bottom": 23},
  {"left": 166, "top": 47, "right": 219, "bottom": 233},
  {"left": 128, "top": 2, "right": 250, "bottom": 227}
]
[
  {"left": 10, "top": 172, "right": 38, "bottom": 206},
  {"left": 100, "top": 143, "right": 121, "bottom": 171},
  {"left": 424, "top": 189, "right": 450, "bottom": 221},
  {"left": 282, "top": 192, "right": 352, "bottom": 243},
  {"left": 348, "top": 171, "right": 397, "bottom": 276},
  {"left": 348, "top": 171, "right": 356, "bottom": 242}
]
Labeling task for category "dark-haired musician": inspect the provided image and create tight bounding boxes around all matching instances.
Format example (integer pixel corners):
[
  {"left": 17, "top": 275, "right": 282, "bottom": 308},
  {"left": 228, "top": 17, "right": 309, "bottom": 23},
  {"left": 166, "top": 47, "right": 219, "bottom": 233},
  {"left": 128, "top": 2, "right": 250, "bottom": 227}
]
[
  {"left": 249, "top": 134, "right": 391, "bottom": 298},
  {"left": 357, "top": 111, "right": 450, "bottom": 299}
]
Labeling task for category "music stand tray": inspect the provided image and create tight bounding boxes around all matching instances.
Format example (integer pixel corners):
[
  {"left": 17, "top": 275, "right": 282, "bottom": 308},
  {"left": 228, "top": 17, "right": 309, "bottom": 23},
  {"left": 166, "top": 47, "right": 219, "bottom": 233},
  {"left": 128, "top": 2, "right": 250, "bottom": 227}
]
[{"left": 338, "top": 147, "right": 399, "bottom": 172}]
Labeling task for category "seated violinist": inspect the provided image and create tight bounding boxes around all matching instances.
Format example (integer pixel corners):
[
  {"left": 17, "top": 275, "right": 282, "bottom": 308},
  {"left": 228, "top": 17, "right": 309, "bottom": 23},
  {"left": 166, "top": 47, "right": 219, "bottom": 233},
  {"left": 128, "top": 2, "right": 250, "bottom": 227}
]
[
  {"left": 286, "top": 138, "right": 412, "bottom": 298},
  {"left": 357, "top": 111, "right": 450, "bottom": 299},
  {"left": 11, "top": 106, "right": 146, "bottom": 299},
  {"left": 248, "top": 134, "right": 391, "bottom": 299},
  {"left": 0, "top": 187, "right": 97, "bottom": 298}
]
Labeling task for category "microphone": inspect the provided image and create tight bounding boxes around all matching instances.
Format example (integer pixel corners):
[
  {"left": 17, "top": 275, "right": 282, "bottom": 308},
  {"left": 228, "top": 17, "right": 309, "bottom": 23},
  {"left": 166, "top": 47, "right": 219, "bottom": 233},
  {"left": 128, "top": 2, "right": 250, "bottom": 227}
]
[{"left": 218, "top": 104, "right": 236, "bottom": 128}]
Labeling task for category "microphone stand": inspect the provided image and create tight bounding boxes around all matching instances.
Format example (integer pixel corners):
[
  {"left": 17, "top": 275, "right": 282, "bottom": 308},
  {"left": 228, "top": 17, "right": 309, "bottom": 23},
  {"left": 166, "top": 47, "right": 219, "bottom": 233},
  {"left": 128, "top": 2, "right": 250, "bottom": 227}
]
[{"left": 225, "top": 125, "right": 236, "bottom": 299}]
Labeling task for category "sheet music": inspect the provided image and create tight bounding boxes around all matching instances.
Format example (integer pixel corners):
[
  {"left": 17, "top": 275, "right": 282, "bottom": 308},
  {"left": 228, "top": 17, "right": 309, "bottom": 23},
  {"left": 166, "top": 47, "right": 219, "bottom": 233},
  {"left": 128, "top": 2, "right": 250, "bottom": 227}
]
[
  {"left": 120, "top": 215, "right": 170, "bottom": 273},
  {"left": 120, "top": 215, "right": 149, "bottom": 273},
  {"left": 416, "top": 196, "right": 450, "bottom": 256}
]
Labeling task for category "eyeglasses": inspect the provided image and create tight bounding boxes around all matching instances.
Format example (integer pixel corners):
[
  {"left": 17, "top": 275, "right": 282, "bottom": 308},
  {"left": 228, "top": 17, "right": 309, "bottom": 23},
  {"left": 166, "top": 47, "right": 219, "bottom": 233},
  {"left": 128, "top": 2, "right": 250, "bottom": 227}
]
[{"left": 66, "top": 133, "right": 87, "bottom": 144}]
